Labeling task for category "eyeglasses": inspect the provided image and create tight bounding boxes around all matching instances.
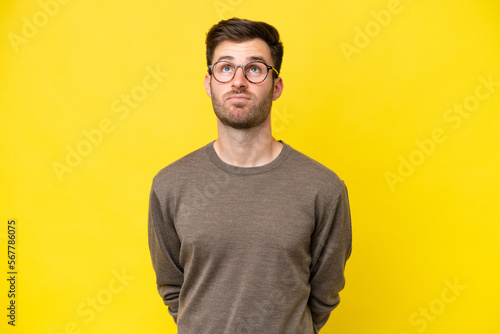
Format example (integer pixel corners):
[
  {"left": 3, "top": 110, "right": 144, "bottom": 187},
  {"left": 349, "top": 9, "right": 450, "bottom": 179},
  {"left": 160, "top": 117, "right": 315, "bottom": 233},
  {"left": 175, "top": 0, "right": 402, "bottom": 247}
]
[{"left": 208, "top": 60, "right": 279, "bottom": 84}]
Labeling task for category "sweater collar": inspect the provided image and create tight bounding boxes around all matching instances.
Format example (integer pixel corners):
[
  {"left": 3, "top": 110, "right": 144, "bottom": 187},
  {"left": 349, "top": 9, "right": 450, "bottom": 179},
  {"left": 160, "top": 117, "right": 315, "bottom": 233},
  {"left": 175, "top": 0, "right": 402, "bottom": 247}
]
[{"left": 205, "top": 139, "right": 292, "bottom": 175}]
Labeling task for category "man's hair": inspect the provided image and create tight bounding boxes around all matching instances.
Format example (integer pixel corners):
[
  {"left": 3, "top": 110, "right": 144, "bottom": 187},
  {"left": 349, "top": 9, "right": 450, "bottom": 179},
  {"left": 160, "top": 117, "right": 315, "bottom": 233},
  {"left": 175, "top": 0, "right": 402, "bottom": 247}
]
[{"left": 205, "top": 18, "right": 284, "bottom": 78}]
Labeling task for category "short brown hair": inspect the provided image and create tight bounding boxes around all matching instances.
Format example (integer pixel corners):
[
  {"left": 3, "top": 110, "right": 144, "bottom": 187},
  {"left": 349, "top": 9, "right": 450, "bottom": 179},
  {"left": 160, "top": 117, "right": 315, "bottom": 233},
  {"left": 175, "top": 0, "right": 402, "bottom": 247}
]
[{"left": 205, "top": 18, "right": 284, "bottom": 78}]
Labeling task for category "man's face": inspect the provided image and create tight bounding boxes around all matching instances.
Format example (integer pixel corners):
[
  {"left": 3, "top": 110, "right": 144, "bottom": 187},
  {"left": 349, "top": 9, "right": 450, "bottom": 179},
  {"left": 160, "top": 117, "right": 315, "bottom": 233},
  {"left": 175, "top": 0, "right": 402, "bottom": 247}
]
[{"left": 204, "top": 38, "right": 283, "bottom": 130}]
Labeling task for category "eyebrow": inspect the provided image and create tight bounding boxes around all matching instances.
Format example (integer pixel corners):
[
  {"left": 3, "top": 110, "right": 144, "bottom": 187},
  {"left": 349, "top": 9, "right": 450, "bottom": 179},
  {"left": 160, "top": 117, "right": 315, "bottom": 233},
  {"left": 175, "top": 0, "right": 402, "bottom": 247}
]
[{"left": 216, "top": 55, "right": 270, "bottom": 64}]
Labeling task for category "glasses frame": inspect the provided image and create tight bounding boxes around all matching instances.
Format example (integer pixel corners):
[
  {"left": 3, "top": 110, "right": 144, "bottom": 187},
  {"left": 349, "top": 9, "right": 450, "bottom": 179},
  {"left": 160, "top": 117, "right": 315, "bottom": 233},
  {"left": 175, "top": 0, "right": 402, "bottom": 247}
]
[{"left": 208, "top": 60, "right": 279, "bottom": 84}]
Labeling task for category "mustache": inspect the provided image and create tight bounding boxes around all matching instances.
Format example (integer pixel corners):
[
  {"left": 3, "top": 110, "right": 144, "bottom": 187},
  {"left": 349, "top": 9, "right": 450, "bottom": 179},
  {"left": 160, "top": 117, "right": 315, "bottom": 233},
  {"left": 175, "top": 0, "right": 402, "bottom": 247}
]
[{"left": 223, "top": 90, "right": 253, "bottom": 100}]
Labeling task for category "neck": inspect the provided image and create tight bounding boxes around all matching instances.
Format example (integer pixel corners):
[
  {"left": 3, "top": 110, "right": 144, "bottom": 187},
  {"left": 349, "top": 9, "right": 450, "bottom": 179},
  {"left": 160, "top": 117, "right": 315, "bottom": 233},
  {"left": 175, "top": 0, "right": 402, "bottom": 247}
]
[{"left": 214, "top": 117, "right": 283, "bottom": 167}]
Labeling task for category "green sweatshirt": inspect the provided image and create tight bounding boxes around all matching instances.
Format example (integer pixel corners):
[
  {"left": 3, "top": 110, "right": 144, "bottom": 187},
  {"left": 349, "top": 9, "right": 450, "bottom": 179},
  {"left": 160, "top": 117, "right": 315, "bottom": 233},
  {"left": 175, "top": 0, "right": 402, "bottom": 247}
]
[{"left": 148, "top": 140, "right": 352, "bottom": 333}]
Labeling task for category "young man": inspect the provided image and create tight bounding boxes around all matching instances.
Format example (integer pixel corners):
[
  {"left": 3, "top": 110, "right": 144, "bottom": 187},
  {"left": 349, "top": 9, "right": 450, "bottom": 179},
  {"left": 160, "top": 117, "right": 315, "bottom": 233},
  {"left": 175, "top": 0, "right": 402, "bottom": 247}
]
[{"left": 148, "top": 18, "right": 352, "bottom": 333}]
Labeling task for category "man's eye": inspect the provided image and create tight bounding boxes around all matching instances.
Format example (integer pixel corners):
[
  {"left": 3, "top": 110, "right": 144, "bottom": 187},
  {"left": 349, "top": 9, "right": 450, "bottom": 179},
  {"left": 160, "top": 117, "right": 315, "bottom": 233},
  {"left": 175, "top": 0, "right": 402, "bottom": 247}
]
[
  {"left": 248, "top": 66, "right": 261, "bottom": 73},
  {"left": 221, "top": 65, "right": 232, "bottom": 72}
]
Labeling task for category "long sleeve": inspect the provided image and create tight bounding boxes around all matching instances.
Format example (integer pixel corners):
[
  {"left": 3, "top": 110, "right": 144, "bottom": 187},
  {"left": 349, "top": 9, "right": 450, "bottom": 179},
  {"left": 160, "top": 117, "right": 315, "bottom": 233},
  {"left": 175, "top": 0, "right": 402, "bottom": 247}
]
[
  {"left": 308, "top": 182, "right": 352, "bottom": 331},
  {"left": 148, "top": 185, "right": 184, "bottom": 323}
]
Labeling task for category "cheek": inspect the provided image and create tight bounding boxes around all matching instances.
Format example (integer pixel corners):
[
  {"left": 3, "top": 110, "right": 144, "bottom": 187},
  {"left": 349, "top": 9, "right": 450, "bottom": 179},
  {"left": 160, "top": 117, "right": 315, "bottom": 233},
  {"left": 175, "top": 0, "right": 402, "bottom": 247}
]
[
  {"left": 261, "top": 84, "right": 275, "bottom": 99},
  {"left": 211, "top": 84, "right": 222, "bottom": 98},
  {"left": 213, "top": 83, "right": 233, "bottom": 98}
]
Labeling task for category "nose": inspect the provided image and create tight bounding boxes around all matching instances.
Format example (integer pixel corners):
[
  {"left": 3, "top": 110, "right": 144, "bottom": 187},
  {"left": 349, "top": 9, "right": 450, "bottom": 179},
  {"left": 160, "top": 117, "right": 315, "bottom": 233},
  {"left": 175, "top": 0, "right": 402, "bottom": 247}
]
[{"left": 231, "top": 65, "right": 248, "bottom": 89}]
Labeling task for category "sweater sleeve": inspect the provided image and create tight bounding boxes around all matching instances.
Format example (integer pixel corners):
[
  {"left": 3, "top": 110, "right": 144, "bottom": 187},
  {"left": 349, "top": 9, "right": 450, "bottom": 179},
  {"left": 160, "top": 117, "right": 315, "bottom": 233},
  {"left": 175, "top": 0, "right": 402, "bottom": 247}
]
[
  {"left": 148, "top": 184, "right": 184, "bottom": 323},
  {"left": 308, "top": 182, "right": 352, "bottom": 331}
]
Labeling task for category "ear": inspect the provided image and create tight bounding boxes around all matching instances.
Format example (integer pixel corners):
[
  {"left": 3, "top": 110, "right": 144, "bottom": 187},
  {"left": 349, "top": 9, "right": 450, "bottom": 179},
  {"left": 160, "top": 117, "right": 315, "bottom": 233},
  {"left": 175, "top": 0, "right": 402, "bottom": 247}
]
[
  {"left": 204, "top": 74, "right": 212, "bottom": 98},
  {"left": 272, "top": 76, "right": 283, "bottom": 101}
]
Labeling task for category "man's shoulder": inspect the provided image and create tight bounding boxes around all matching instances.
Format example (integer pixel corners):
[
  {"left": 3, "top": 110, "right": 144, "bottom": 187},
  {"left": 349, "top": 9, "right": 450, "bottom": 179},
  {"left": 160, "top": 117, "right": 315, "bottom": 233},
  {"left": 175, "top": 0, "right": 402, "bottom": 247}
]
[
  {"left": 286, "top": 144, "right": 346, "bottom": 194},
  {"left": 152, "top": 143, "right": 209, "bottom": 185}
]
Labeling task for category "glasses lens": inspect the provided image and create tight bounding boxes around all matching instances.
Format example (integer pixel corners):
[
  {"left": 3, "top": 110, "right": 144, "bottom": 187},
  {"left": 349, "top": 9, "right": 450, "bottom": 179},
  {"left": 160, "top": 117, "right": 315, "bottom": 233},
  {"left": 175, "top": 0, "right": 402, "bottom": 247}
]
[
  {"left": 244, "top": 62, "right": 267, "bottom": 83},
  {"left": 213, "top": 61, "right": 235, "bottom": 82}
]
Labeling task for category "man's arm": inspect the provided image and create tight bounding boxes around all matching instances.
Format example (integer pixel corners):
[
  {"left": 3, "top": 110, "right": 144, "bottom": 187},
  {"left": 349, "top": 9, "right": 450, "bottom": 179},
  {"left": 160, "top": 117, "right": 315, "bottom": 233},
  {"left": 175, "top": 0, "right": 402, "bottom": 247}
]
[
  {"left": 308, "top": 182, "right": 352, "bottom": 330},
  {"left": 148, "top": 185, "right": 184, "bottom": 323}
]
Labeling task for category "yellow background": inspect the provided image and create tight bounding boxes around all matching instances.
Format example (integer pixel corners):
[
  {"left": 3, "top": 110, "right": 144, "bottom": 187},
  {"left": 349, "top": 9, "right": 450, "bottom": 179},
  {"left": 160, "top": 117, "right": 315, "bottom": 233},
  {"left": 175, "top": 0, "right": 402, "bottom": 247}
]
[{"left": 1, "top": 0, "right": 499, "bottom": 333}]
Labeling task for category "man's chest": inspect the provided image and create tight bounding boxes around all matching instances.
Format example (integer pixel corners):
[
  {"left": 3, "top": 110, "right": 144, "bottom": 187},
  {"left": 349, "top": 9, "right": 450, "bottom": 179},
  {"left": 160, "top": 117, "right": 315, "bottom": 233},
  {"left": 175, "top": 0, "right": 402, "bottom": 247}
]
[{"left": 172, "top": 175, "right": 316, "bottom": 266}]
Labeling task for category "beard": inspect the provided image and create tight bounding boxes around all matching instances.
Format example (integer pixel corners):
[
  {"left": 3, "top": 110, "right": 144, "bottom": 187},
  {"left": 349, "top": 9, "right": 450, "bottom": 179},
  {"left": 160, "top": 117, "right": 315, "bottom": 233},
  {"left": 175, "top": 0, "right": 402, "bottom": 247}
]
[{"left": 211, "top": 84, "right": 274, "bottom": 130}]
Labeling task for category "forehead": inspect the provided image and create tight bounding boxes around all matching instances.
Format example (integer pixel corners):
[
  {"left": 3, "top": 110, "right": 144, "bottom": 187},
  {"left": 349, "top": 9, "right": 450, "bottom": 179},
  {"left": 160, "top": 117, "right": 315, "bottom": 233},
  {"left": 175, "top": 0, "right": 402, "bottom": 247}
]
[{"left": 212, "top": 38, "right": 272, "bottom": 64}]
